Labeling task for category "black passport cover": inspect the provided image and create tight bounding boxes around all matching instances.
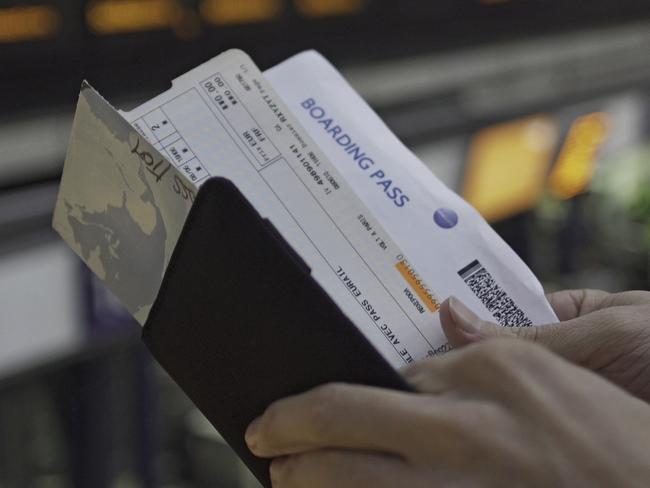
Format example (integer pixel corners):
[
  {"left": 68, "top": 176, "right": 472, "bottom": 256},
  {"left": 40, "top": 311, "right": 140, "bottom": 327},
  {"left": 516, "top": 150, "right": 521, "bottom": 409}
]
[{"left": 142, "top": 177, "right": 412, "bottom": 487}]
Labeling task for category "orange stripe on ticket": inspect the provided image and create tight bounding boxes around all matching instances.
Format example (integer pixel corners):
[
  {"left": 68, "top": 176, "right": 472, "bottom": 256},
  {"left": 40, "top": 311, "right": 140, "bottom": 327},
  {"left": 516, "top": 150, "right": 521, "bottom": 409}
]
[{"left": 395, "top": 260, "right": 440, "bottom": 313}]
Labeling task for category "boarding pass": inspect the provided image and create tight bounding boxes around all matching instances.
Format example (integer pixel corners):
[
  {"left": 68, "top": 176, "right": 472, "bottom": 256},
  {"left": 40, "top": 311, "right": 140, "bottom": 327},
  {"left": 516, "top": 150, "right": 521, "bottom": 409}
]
[{"left": 53, "top": 49, "right": 556, "bottom": 369}]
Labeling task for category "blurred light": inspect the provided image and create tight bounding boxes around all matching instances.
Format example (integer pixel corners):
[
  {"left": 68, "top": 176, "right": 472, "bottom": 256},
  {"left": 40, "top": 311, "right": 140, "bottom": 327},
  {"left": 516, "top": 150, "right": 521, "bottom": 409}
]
[
  {"left": 548, "top": 113, "right": 610, "bottom": 199},
  {"left": 294, "top": 0, "right": 365, "bottom": 17},
  {"left": 172, "top": 9, "right": 203, "bottom": 40},
  {"left": 463, "top": 116, "right": 558, "bottom": 222},
  {"left": 86, "top": 0, "right": 180, "bottom": 34},
  {"left": 478, "top": 0, "right": 513, "bottom": 5},
  {"left": 0, "top": 5, "right": 61, "bottom": 44},
  {"left": 200, "top": 0, "right": 283, "bottom": 24}
]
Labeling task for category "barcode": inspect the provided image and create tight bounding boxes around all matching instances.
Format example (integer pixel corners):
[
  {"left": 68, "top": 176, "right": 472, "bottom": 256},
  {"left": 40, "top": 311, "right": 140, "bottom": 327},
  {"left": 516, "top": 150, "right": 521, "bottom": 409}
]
[{"left": 458, "top": 260, "right": 533, "bottom": 327}]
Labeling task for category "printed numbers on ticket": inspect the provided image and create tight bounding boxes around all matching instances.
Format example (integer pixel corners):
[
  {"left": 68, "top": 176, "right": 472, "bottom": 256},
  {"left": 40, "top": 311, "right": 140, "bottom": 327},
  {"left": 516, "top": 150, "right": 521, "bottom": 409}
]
[{"left": 124, "top": 50, "right": 446, "bottom": 367}]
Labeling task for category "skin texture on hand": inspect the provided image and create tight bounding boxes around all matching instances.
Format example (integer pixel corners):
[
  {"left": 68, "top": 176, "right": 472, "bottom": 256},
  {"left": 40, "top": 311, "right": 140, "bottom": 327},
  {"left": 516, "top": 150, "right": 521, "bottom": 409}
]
[
  {"left": 441, "top": 290, "right": 650, "bottom": 402},
  {"left": 245, "top": 339, "right": 650, "bottom": 488}
]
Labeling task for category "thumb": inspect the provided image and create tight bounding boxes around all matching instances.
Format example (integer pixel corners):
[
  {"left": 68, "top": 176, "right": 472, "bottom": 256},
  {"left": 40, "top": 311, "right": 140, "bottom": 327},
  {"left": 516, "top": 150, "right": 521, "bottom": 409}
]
[
  {"left": 440, "top": 296, "right": 569, "bottom": 353},
  {"left": 441, "top": 297, "right": 650, "bottom": 396}
]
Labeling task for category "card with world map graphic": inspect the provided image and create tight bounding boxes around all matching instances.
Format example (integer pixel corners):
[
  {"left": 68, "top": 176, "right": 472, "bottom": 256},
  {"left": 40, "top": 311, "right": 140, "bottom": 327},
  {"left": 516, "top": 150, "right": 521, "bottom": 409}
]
[{"left": 52, "top": 83, "right": 194, "bottom": 324}]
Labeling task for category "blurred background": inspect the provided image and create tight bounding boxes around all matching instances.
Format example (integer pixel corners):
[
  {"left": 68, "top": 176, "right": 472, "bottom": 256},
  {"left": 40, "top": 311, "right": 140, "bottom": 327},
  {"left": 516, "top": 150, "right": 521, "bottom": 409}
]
[{"left": 1, "top": 0, "right": 649, "bottom": 486}]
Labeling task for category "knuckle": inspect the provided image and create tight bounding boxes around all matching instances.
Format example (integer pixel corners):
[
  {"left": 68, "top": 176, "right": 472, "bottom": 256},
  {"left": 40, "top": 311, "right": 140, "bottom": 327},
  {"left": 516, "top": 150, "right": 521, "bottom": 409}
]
[
  {"left": 400, "top": 360, "right": 428, "bottom": 379},
  {"left": 309, "top": 383, "right": 346, "bottom": 412},
  {"left": 596, "top": 307, "right": 624, "bottom": 324},
  {"left": 459, "top": 339, "right": 544, "bottom": 378},
  {"left": 271, "top": 455, "right": 301, "bottom": 487},
  {"left": 513, "top": 323, "right": 540, "bottom": 342},
  {"left": 493, "top": 337, "right": 545, "bottom": 358},
  {"left": 311, "top": 382, "right": 347, "bottom": 401},
  {"left": 273, "top": 451, "right": 336, "bottom": 487},
  {"left": 594, "top": 306, "right": 650, "bottom": 344},
  {"left": 259, "top": 402, "right": 284, "bottom": 437},
  {"left": 640, "top": 304, "right": 650, "bottom": 323},
  {"left": 304, "top": 383, "right": 347, "bottom": 432},
  {"left": 607, "top": 306, "right": 647, "bottom": 330},
  {"left": 463, "top": 339, "right": 509, "bottom": 365},
  {"left": 451, "top": 401, "right": 508, "bottom": 435},
  {"left": 401, "top": 359, "right": 445, "bottom": 389},
  {"left": 474, "top": 400, "right": 509, "bottom": 424}
]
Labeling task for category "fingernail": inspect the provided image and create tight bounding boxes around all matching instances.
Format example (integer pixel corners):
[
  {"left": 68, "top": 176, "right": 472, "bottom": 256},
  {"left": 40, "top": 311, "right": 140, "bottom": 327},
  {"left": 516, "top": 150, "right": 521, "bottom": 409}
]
[
  {"left": 270, "top": 457, "right": 288, "bottom": 483},
  {"left": 448, "top": 297, "right": 480, "bottom": 335},
  {"left": 245, "top": 417, "right": 261, "bottom": 451}
]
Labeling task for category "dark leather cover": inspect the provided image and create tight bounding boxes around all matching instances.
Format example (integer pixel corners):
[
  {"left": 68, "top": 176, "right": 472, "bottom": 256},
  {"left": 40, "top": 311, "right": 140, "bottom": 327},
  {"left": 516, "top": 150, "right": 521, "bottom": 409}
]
[{"left": 142, "top": 177, "right": 412, "bottom": 487}]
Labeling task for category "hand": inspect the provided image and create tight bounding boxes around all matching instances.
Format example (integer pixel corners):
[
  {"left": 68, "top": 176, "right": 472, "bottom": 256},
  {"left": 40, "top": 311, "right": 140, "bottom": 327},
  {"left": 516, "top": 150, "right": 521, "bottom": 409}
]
[
  {"left": 245, "top": 340, "right": 650, "bottom": 487},
  {"left": 440, "top": 290, "right": 650, "bottom": 402}
]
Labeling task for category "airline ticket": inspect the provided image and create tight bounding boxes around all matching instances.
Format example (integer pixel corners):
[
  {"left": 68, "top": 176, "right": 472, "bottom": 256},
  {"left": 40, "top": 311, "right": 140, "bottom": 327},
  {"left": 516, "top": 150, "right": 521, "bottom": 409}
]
[{"left": 53, "top": 49, "right": 556, "bottom": 369}]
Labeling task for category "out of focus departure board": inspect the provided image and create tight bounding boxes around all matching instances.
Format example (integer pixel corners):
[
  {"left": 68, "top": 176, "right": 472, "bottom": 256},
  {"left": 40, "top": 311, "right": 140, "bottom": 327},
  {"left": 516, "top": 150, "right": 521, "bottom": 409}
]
[{"left": 3, "top": 0, "right": 650, "bottom": 114}]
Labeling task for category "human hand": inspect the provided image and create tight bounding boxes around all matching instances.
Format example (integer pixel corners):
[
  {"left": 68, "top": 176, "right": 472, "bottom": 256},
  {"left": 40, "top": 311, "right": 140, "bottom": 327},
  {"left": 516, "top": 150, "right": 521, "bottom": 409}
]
[
  {"left": 245, "top": 340, "right": 650, "bottom": 487},
  {"left": 441, "top": 290, "right": 650, "bottom": 402}
]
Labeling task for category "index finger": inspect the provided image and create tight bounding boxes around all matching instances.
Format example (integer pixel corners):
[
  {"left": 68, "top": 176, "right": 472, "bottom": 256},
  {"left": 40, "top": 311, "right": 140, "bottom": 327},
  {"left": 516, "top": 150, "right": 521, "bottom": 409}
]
[
  {"left": 547, "top": 289, "right": 650, "bottom": 320},
  {"left": 244, "top": 382, "right": 460, "bottom": 459}
]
